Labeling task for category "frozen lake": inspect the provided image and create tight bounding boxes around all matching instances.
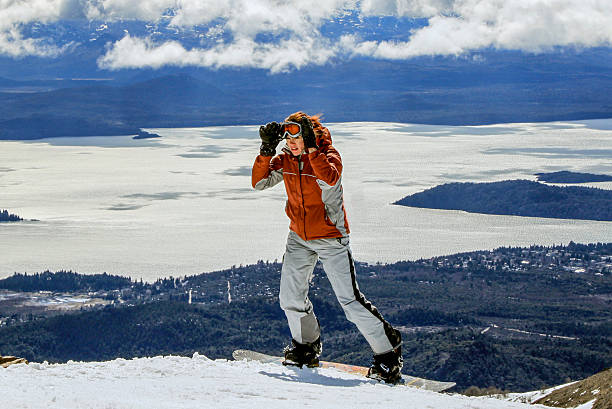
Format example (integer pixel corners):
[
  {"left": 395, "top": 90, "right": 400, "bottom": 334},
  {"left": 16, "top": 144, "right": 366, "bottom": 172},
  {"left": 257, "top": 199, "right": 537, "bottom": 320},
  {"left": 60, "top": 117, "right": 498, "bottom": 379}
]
[{"left": 1, "top": 120, "right": 611, "bottom": 282}]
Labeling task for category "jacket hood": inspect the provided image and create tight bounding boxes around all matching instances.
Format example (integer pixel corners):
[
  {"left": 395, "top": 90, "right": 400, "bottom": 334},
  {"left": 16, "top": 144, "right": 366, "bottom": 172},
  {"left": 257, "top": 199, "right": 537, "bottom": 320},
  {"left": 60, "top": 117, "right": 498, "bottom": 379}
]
[{"left": 318, "top": 126, "right": 332, "bottom": 148}]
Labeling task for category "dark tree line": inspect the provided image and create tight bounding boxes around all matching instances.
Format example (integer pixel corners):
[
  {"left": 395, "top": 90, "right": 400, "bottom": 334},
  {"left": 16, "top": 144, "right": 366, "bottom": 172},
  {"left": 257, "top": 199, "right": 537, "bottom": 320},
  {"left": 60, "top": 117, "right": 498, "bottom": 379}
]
[
  {"left": 0, "top": 271, "right": 133, "bottom": 292},
  {"left": 0, "top": 209, "right": 22, "bottom": 222}
]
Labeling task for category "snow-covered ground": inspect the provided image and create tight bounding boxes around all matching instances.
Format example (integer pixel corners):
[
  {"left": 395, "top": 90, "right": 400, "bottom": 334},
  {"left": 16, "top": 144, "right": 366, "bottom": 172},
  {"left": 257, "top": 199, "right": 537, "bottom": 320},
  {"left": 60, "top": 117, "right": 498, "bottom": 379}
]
[{"left": 1, "top": 353, "right": 562, "bottom": 409}]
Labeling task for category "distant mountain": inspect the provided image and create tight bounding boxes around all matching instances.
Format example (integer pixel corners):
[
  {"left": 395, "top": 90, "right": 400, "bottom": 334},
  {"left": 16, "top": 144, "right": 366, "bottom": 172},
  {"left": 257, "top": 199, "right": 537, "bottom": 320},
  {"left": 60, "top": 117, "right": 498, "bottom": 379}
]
[
  {"left": 1, "top": 56, "right": 612, "bottom": 139},
  {"left": 0, "top": 74, "right": 251, "bottom": 139},
  {"left": 394, "top": 180, "right": 612, "bottom": 221}
]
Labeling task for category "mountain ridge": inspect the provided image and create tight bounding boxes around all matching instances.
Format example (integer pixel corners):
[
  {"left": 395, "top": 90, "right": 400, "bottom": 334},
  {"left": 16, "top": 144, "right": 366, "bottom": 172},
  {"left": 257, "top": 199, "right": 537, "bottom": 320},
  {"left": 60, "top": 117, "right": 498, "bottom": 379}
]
[{"left": 2, "top": 70, "right": 611, "bottom": 139}]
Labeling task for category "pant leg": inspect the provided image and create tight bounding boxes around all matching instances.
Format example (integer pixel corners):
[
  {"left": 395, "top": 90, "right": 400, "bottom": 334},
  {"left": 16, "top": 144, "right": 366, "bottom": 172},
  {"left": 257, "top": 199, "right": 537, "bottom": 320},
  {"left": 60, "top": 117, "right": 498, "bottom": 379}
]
[
  {"left": 315, "top": 236, "right": 401, "bottom": 355},
  {"left": 279, "top": 231, "right": 321, "bottom": 344}
]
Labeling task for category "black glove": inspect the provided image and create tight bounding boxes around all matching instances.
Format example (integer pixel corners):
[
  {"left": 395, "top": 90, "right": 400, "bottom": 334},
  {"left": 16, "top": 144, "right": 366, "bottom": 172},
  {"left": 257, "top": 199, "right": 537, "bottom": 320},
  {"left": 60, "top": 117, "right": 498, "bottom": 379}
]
[
  {"left": 259, "top": 122, "right": 281, "bottom": 156},
  {"left": 300, "top": 116, "right": 318, "bottom": 150}
]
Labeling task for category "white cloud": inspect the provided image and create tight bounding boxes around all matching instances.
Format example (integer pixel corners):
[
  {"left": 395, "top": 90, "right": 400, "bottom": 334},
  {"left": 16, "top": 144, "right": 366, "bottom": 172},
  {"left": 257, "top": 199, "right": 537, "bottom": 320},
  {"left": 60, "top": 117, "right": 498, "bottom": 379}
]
[
  {"left": 0, "top": 0, "right": 73, "bottom": 57},
  {"left": 1, "top": 0, "right": 611, "bottom": 70},
  {"left": 0, "top": 26, "right": 65, "bottom": 58},
  {"left": 82, "top": 0, "right": 176, "bottom": 21},
  {"left": 98, "top": 33, "right": 338, "bottom": 73},
  {"left": 347, "top": 0, "right": 612, "bottom": 59},
  {"left": 359, "top": 0, "right": 453, "bottom": 18}
]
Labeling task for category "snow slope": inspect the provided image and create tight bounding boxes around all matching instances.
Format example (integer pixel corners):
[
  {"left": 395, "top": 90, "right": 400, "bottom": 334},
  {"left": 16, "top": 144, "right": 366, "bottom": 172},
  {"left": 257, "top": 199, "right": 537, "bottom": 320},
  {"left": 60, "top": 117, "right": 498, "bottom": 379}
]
[{"left": 2, "top": 353, "right": 554, "bottom": 409}]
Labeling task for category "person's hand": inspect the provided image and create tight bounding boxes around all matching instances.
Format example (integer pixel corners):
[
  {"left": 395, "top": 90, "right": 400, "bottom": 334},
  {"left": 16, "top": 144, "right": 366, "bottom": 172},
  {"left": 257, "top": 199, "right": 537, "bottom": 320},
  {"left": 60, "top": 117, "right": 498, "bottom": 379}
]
[
  {"left": 300, "top": 116, "right": 317, "bottom": 150},
  {"left": 259, "top": 122, "right": 281, "bottom": 156}
]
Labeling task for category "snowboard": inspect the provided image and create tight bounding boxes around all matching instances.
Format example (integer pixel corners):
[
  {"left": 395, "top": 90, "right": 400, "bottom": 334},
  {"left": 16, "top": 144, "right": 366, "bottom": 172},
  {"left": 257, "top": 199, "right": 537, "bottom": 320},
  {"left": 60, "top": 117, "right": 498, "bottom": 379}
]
[{"left": 232, "top": 349, "right": 456, "bottom": 392}]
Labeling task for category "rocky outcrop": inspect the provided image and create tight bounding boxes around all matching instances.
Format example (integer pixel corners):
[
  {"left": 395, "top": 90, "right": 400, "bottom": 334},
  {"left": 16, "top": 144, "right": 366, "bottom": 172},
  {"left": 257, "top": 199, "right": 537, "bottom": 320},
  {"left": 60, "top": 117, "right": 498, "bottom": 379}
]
[{"left": 0, "top": 355, "right": 29, "bottom": 368}]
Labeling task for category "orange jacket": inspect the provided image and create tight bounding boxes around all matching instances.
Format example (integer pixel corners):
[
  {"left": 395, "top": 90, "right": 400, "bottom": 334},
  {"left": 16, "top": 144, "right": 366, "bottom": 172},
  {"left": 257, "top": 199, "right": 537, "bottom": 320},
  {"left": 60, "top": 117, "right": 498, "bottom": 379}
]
[{"left": 252, "top": 127, "right": 350, "bottom": 241}]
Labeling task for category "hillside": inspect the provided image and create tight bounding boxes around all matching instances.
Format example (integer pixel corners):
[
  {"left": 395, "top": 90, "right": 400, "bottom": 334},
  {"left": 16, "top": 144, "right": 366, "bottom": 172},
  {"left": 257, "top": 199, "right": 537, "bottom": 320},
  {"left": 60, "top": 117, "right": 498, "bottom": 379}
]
[
  {"left": 534, "top": 368, "right": 611, "bottom": 409},
  {"left": 1, "top": 242, "right": 610, "bottom": 392},
  {"left": 394, "top": 180, "right": 612, "bottom": 221}
]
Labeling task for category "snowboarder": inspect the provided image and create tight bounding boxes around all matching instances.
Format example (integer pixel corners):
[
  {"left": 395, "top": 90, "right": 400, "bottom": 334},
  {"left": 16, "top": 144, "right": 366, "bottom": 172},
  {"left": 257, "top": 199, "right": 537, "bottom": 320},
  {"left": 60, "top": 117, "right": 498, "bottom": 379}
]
[{"left": 251, "top": 112, "right": 403, "bottom": 384}]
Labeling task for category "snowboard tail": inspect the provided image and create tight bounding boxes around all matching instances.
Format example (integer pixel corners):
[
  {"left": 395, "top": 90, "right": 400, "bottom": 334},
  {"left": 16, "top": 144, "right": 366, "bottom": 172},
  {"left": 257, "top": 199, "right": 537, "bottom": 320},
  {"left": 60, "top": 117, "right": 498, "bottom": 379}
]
[{"left": 232, "top": 349, "right": 456, "bottom": 392}]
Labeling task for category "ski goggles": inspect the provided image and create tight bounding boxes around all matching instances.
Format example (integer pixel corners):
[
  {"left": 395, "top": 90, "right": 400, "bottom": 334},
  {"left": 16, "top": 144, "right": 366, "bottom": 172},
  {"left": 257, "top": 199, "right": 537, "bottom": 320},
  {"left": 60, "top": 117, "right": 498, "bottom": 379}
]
[{"left": 280, "top": 121, "right": 302, "bottom": 139}]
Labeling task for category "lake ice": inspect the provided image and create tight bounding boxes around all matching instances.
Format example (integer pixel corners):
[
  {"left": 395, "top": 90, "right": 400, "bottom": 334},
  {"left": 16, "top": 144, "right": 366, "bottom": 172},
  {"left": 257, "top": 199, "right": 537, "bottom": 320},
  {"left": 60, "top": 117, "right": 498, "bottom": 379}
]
[{"left": 1, "top": 120, "right": 611, "bottom": 281}]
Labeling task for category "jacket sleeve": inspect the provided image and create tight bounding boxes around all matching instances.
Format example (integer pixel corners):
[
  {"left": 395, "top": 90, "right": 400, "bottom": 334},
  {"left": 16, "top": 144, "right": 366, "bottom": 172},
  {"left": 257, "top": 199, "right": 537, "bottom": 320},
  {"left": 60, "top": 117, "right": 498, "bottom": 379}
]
[
  {"left": 308, "top": 145, "right": 342, "bottom": 187},
  {"left": 252, "top": 154, "right": 284, "bottom": 190}
]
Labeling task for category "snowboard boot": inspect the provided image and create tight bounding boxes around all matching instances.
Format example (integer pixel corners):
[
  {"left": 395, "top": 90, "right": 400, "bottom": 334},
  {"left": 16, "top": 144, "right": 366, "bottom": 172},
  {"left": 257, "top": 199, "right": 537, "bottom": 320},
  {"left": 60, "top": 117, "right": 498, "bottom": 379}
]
[
  {"left": 367, "top": 346, "right": 403, "bottom": 384},
  {"left": 282, "top": 338, "right": 322, "bottom": 368}
]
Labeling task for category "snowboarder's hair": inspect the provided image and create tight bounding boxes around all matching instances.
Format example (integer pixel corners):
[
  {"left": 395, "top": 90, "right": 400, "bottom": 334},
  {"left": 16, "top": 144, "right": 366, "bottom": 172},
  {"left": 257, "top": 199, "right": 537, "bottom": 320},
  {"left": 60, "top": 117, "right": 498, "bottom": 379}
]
[{"left": 285, "top": 112, "right": 324, "bottom": 138}]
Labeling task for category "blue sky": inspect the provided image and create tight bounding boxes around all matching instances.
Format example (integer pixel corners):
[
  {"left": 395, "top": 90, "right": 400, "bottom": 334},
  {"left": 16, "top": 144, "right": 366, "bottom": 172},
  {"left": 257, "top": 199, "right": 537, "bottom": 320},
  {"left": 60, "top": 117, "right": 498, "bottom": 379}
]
[{"left": 1, "top": 0, "right": 611, "bottom": 73}]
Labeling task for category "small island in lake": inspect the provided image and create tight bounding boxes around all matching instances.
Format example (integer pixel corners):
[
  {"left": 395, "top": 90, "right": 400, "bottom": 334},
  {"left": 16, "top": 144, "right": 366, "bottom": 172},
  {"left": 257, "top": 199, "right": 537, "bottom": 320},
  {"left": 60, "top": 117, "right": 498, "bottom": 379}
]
[
  {"left": 0, "top": 210, "right": 23, "bottom": 222},
  {"left": 133, "top": 130, "right": 161, "bottom": 140},
  {"left": 535, "top": 171, "right": 612, "bottom": 183},
  {"left": 394, "top": 180, "right": 612, "bottom": 221}
]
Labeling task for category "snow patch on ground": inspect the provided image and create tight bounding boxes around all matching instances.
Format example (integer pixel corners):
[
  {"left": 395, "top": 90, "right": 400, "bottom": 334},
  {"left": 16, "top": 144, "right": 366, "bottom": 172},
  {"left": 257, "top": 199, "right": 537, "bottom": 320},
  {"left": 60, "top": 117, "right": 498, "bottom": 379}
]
[
  {"left": 1, "top": 354, "right": 550, "bottom": 409},
  {"left": 504, "top": 381, "right": 578, "bottom": 404}
]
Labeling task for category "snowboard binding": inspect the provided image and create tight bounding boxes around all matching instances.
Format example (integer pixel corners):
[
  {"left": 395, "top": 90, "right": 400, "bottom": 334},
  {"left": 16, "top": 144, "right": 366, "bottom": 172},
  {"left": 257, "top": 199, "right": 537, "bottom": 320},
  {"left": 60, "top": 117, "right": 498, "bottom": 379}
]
[
  {"left": 282, "top": 338, "right": 322, "bottom": 368},
  {"left": 366, "top": 346, "right": 403, "bottom": 385}
]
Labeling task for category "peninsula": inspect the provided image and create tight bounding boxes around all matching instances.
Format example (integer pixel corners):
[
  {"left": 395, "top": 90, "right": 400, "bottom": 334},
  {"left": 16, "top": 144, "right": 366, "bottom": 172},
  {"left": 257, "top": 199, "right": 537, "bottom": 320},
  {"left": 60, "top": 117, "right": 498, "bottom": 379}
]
[{"left": 394, "top": 180, "right": 612, "bottom": 221}]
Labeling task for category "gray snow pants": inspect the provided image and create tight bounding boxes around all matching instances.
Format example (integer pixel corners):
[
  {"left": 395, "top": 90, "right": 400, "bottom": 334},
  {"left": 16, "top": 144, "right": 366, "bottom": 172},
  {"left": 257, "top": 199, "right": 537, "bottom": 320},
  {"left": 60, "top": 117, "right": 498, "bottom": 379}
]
[{"left": 279, "top": 230, "right": 399, "bottom": 355}]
